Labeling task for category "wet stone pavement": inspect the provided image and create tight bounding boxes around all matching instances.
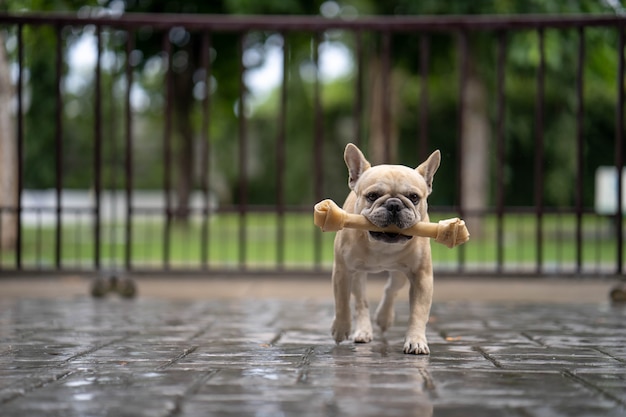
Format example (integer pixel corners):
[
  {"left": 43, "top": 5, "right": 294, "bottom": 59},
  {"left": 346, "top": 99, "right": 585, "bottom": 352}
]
[{"left": 0, "top": 295, "right": 625, "bottom": 417}]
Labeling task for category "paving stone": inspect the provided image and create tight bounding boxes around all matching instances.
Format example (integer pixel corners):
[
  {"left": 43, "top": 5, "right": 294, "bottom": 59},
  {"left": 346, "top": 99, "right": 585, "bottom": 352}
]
[{"left": 0, "top": 295, "right": 625, "bottom": 416}]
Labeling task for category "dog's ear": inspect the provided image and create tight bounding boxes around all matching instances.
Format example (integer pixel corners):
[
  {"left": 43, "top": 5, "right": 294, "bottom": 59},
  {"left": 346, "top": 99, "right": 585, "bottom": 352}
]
[
  {"left": 344, "top": 143, "right": 371, "bottom": 190},
  {"left": 416, "top": 150, "right": 441, "bottom": 195}
]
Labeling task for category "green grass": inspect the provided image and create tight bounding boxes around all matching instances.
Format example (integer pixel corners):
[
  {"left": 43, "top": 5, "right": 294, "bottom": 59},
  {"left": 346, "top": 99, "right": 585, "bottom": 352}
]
[
  {"left": 1, "top": 211, "right": 623, "bottom": 274},
  {"left": 432, "top": 212, "right": 621, "bottom": 274}
]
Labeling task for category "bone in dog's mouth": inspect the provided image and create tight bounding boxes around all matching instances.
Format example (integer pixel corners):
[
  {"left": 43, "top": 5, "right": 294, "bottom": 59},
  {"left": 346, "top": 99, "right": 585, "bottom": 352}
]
[{"left": 369, "top": 231, "right": 413, "bottom": 243}]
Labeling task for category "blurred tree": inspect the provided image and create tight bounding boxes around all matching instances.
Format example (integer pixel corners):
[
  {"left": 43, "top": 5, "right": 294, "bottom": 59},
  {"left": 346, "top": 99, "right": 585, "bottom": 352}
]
[
  {"left": 350, "top": 0, "right": 622, "bottom": 234},
  {"left": 101, "top": 0, "right": 326, "bottom": 220},
  {"left": 1, "top": 0, "right": 98, "bottom": 189},
  {"left": 1, "top": 0, "right": 98, "bottom": 249},
  {"left": 241, "top": 0, "right": 624, "bottom": 217},
  {"left": 3, "top": 0, "right": 624, "bottom": 227}
]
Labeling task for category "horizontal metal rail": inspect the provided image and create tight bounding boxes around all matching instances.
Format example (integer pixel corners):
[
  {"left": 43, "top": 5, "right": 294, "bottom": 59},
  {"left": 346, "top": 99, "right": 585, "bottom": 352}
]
[{"left": 1, "top": 12, "right": 626, "bottom": 31}]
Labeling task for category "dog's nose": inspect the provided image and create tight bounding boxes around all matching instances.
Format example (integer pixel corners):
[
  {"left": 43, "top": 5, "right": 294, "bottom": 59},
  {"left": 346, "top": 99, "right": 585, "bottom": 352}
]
[{"left": 385, "top": 198, "right": 403, "bottom": 213}]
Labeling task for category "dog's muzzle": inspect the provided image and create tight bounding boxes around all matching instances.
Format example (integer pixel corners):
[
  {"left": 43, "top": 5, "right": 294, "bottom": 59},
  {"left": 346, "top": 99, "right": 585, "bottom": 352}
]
[
  {"left": 364, "top": 198, "right": 417, "bottom": 243},
  {"left": 369, "top": 198, "right": 413, "bottom": 243}
]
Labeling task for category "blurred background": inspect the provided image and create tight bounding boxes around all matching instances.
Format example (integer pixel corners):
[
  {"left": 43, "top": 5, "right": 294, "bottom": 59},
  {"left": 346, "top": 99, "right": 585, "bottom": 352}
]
[{"left": 0, "top": 0, "right": 625, "bottom": 278}]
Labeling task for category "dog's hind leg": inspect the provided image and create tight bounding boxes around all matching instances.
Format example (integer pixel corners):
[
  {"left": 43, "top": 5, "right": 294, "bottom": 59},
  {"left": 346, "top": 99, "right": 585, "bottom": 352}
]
[
  {"left": 351, "top": 272, "right": 373, "bottom": 343},
  {"left": 375, "top": 271, "right": 407, "bottom": 332}
]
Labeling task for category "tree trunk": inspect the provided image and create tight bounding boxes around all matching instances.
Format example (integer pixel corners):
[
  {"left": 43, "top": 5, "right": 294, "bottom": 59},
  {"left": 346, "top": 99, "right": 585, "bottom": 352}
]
[
  {"left": 461, "top": 66, "right": 489, "bottom": 238},
  {"left": 0, "top": 34, "right": 17, "bottom": 250}
]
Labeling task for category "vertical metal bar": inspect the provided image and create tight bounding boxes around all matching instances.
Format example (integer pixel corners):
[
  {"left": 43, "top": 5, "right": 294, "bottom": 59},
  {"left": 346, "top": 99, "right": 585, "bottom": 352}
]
[
  {"left": 163, "top": 31, "right": 173, "bottom": 270},
  {"left": 353, "top": 31, "right": 363, "bottom": 148},
  {"left": 381, "top": 31, "right": 391, "bottom": 163},
  {"left": 93, "top": 25, "right": 102, "bottom": 270},
  {"left": 615, "top": 26, "right": 624, "bottom": 275},
  {"left": 419, "top": 34, "right": 430, "bottom": 161},
  {"left": 54, "top": 25, "right": 63, "bottom": 270},
  {"left": 107, "top": 33, "right": 120, "bottom": 269},
  {"left": 534, "top": 28, "right": 545, "bottom": 275},
  {"left": 313, "top": 32, "right": 324, "bottom": 269},
  {"left": 36, "top": 210, "right": 42, "bottom": 269},
  {"left": 200, "top": 31, "right": 211, "bottom": 270},
  {"left": 16, "top": 24, "right": 24, "bottom": 269},
  {"left": 456, "top": 31, "right": 468, "bottom": 272},
  {"left": 575, "top": 27, "right": 585, "bottom": 274},
  {"left": 238, "top": 33, "right": 248, "bottom": 270},
  {"left": 124, "top": 29, "right": 134, "bottom": 271},
  {"left": 276, "top": 33, "right": 287, "bottom": 270},
  {"left": 495, "top": 31, "right": 507, "bottom": 273}
]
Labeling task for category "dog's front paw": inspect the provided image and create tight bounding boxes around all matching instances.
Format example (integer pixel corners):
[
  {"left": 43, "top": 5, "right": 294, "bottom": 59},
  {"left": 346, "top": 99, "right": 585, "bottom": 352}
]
[
  {"left": 331, "top": 318, "right": 351, "bottom": 344},
  {"left": 403, "top": 335, "right": 430, "bottom": 355},
  {"left": 352, "top": 327, "right": 373, "bottom": 343}
]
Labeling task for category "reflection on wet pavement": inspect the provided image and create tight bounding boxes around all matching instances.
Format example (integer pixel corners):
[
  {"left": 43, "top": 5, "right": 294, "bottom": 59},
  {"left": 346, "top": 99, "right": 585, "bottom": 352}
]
[{"left": 0, "top": 297, "right": 624, "bottom": 416}]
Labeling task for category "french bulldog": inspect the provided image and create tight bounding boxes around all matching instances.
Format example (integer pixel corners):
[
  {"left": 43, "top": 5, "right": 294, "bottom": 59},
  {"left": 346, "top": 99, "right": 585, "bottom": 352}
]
[{"left": 331, "top": 143, "right": 441, "bottom": 354}]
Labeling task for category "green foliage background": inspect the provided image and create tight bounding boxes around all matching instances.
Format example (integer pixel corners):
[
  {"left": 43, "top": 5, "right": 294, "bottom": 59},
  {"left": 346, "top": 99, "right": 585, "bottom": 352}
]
[{"left": 2, "top": 0, "right": 624, "bottom": 209}]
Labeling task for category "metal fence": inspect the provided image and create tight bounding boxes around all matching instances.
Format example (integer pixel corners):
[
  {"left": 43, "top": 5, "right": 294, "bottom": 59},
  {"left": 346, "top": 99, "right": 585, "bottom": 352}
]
[{"left": 0, "top": 12, "right": 624, "bottom": 277}]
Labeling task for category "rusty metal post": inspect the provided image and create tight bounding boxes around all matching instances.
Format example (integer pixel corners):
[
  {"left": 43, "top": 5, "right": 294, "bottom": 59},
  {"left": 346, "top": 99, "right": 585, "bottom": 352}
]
[
  {"left": 16, "top": 24, "right": 24, "bottom": 269},
  {"left": 381, "top": 31, "right": 392, "bottom": 163},
  {"left": 276, "top": 33, "right": 288, "bottom": 270},
  {"left": 162, "top": 30, "right": 173, "bottom": 270},
  {"left": 200, "top": 31, "right": 212, "bottom": 270},
  {"left": 54, "top": 25, "right": 63, "bottom": 269},
  {"left": 419, "top": 34, "right": 430, "bottom": 162},
  {"left": 105, "top": 30, "right": 120, "bottom": 269},
  {"left": 238, "top": 33, "right": 248, "bottom": 270},
  {"left": 534, "top": 28, "right": 545, "bottom": 275},
  {"left": 93, "top": 25, "right": 102, "bottom": 270},
  {"left": 313, "top": 32, "right": 324, "bottom": 269},
  {"left": 575, "top": 27, "right": 585, "bottom": 274},
  {"left": 495, "top": 31, "right": 507, "bottom": 273},
  {"left": 124, "top": 29, "right": 135, "bottom": 271},
  {"left": 456, "top": 31, "right": 468, "bottom": 272},
  {"left": 616, "top": 26, "right": 624, "bottom": 275},
  {"left": 353, "top": 30, "right": 363, "bottom": 148}
]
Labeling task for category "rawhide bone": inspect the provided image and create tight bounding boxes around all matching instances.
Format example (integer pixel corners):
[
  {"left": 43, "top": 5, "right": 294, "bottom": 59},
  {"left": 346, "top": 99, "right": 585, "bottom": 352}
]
[{"left": 314, "top": 199, "right": 469, "bottom": 249}]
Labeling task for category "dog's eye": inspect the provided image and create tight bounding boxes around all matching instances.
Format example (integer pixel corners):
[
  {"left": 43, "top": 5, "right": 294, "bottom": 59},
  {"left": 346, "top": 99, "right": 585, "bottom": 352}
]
[
  {"left": 366, "top": 192, "right": 379, "bottom": 202},
  {"left": 408, "top": 193, "right": 420, "bottom": 204}
]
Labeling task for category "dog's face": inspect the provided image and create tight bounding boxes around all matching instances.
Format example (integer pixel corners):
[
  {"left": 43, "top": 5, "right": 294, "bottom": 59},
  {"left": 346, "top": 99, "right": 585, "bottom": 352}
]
[{"left": 344, "top": 144, "right": 440, "bottom": 245}]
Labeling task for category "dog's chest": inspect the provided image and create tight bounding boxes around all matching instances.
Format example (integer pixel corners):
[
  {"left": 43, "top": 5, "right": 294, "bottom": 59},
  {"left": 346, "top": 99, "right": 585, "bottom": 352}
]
[{"left": 347, "top": 243, "right": 425, "bottom": 273}]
